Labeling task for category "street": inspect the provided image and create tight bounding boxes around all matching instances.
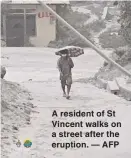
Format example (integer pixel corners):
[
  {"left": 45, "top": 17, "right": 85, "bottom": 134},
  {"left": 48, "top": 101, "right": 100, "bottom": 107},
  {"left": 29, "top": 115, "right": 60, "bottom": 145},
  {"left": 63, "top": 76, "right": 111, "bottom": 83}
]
[{"left": 2, "top": 47, "right": 131, "bottom": 158}]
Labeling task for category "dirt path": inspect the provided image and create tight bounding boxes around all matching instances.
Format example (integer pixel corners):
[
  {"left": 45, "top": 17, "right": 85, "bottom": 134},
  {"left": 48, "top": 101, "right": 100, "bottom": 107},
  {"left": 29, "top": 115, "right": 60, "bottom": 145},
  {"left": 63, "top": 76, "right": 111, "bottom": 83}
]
[
  {"left": 2, "top": 48, "right": 131, "bottom": 158},
  {"left": 10, "top": 80, "right": 131, "bottom": 158}
]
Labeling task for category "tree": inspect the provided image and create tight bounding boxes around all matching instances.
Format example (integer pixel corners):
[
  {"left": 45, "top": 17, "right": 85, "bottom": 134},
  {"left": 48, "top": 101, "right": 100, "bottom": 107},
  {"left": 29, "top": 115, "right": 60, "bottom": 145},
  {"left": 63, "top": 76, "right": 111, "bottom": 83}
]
[{"left": 118, "top": 1, "right": 131, "bottom": 45}]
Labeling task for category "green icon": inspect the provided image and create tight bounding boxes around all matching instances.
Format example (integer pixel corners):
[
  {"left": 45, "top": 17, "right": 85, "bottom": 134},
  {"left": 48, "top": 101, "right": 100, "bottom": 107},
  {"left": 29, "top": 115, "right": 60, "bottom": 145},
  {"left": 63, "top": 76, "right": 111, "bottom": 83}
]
[
  {"left": 24, "top": 139, "right": 32, "bottom": 148},
  {"left": 16, "top": 140, "right": 21, "bottom": 147}
]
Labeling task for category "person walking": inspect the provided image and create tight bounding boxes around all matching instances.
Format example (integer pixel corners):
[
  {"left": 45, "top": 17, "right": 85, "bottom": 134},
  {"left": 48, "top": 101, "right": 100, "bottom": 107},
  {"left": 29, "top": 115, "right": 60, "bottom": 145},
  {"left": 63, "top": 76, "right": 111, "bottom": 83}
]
[{"left": 57, "top": 50, "right": 74, "bottom": 99}]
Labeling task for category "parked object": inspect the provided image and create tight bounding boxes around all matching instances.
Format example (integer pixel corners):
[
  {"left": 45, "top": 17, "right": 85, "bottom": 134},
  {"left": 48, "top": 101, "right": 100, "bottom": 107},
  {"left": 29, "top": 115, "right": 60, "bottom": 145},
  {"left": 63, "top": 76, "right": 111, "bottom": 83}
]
[
  {"left": 106, "top": 80, "right": 120, "bottom": 95},
  {"left": 1, "top": 66, "right": 6, "bottom": 79}
]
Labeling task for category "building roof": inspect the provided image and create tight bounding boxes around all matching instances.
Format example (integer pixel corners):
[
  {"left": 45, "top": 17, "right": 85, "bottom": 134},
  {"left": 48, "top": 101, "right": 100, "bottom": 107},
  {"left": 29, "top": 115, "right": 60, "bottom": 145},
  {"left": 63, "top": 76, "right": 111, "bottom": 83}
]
[{"left": 3, "top": 0, "right": 70, "bottom": 4}]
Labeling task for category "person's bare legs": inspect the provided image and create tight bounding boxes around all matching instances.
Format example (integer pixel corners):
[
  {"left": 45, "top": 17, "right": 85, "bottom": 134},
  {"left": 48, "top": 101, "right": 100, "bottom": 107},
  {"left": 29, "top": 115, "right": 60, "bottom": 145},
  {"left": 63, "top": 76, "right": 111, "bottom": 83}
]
[
  {"left": 61, "top": 81, "right": 66, "bottom": 97},
  {"left": 66, "top": 84, "right": 71, "bottom": 99},
  {"left": 66, "top": 76, "right": 72, "bottom": 99}
]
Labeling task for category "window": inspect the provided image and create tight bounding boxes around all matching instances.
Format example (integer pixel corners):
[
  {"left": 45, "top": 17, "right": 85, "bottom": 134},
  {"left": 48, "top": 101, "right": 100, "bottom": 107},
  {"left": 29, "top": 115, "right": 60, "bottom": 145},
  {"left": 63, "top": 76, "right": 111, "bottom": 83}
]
[
  {"left": 13, "top": 23, "right": 23, "bottom": 29},
  {"left": 26, "top": 15, "right": 36, "bottom": 36},
  {"left": 6, "top": 8, "right": 36, "bottom": 37},
  {"left": 26, "top": 9, "right": 36, "bottom": 13},
  {"left": 8, "top": 9, "right": 24, "bottom": 13}
]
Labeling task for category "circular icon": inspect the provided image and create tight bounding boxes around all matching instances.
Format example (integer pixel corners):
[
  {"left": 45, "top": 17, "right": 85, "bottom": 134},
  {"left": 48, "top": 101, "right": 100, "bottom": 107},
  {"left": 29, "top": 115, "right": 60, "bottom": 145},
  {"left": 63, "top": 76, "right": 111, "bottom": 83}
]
[
  {"left": 16, "top": 140, "right": 21, "bottom": 147},
  {"left": 24, "top": 139, "right": 32, "bottom": 148}
]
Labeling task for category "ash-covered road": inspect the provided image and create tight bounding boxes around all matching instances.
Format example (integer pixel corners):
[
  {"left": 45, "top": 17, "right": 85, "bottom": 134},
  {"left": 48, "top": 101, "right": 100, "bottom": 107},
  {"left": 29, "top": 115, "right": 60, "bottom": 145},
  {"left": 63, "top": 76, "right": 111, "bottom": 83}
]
[{"left": 2, "top": 48, "right": 131, "bottom": 158}]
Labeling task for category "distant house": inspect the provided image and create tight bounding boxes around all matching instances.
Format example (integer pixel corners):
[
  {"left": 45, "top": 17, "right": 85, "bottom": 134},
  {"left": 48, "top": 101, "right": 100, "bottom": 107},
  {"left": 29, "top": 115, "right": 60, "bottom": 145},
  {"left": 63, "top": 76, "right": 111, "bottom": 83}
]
[{"left": 1, "top": 0, "right": 70, "bottom": 47}]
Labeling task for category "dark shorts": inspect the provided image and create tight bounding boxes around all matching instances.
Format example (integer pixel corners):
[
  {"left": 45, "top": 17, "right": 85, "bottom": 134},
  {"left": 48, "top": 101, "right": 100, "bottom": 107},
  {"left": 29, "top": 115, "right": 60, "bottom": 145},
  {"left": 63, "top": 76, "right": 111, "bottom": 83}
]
[{"left": 60, "top": 75, "right": 72, "bottom": 85}]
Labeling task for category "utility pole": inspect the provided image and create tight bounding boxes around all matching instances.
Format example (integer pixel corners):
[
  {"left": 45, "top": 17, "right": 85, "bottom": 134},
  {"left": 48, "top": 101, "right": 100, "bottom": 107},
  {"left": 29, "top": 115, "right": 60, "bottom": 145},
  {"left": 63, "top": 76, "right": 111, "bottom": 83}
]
[{"left": 37, "top": 0, "right": 131, "bottom": 78}]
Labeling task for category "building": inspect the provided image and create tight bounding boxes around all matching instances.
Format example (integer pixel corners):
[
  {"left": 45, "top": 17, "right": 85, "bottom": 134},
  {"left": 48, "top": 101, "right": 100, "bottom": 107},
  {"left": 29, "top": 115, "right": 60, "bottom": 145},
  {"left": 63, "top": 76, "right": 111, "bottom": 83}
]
[{"left": 1, "top": 0, "right": 70, "bottom": 47}]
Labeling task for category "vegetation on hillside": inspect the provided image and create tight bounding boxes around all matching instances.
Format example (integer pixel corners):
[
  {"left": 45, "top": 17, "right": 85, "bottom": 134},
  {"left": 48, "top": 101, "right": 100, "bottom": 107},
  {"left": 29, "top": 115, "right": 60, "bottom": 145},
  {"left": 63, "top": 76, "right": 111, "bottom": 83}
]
[
  {"left": 112, "top": 1, "right": 131, "bottom": 65},
  {"left": 94, "top": 1, "right": 131, "bottom": 81},
  {"left": 49, "top": 5, "right": 93, "bottom": 48},
  {"left": 118, "top": 1, "right": 131, "bottom": 45}
]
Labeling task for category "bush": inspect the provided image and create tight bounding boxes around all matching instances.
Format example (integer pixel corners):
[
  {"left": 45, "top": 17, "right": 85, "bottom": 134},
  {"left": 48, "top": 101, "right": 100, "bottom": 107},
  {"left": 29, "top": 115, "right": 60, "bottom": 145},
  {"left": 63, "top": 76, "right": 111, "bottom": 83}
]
[
  {"left": 99, "top": 30, "right": 127, "bottom": 48},
  {"left": 114, "top": 47, "right": 127, "bottom": 57},
  {"left": 118, "top": 2, "right": 131, "bottom": 46},
  {"left": 120, "top": 48, "right": 131, "bottom": 63},
  {"left": 103, "top": 47, "right": 131, "bottom": 68},
  {"left": 87, "top": 20, "right": 106, "bottom": 33}
]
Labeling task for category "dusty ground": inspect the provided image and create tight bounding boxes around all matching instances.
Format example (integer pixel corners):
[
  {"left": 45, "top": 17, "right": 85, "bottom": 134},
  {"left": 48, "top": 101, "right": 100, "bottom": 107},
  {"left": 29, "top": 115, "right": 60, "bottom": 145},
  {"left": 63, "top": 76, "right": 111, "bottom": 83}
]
[
  {"left": 1, "top": 79, "right": 33, "bottom": 157},
  {"left": 2, "top": 47, "right": 131, "bottom": 158}
]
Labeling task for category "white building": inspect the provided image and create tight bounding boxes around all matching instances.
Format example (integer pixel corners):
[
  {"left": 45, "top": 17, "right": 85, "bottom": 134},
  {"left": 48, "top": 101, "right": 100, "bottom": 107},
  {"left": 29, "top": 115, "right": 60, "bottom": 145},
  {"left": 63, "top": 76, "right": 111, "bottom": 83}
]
[{"left": 1, "top": 0, "right": 70, "bottom": 47}]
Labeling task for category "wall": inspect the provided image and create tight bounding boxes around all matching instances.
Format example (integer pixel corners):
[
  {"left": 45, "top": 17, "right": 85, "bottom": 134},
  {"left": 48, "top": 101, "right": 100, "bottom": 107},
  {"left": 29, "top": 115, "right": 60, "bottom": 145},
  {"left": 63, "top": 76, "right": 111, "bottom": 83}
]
[
  {"left": 30, "top": 5, "right": 56, "bottom": 47},
  {"left": 5, "top": 4, "right": 56, "bottom": 47}
]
